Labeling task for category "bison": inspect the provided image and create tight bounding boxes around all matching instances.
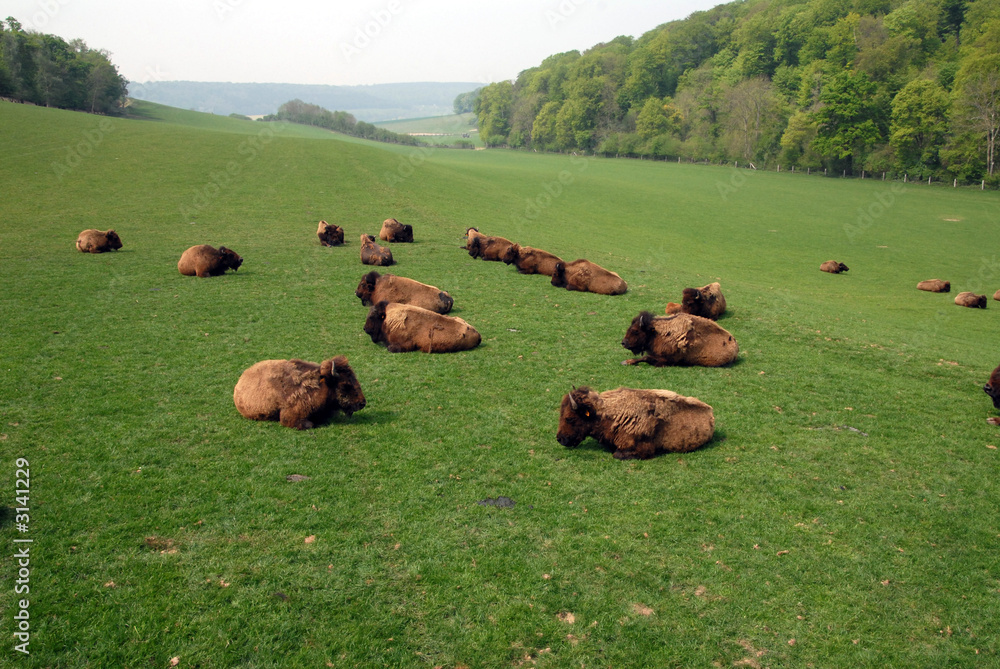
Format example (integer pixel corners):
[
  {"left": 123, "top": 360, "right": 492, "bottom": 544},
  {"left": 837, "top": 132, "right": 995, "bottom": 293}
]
[
  {"left": 379, "top": 218, "right": 413, "bottom": 243},
  {"left": 622, "top": 311, "right": 738, "bottom": 367},
  {"left": 233, "top": 356, "right": 366, "bottom": 430},
  {"left": 364, "top": 300, "right": 480, "bottom": 353},
  {"left": 178, "top": 244, "right": 243, "bottom": 277},
  {"left": 820, "top": 261, "right": 849, "bottom": 274},
  {"left": 317, "top": 221, "right": 344, "bottom": 246},
  {"left": 665, "top": 282, "right": 727, "bottom": 320},
  {"left": 501, "top": 243, "right": 563, "bottom": 276},
  {"left": 551, "top": 259, "right": 628, "bottom": 295},
  {"left": 465, "top": 227, "right": 515, "bottom": 261},
  {"left": 917, "top": 279, "right": 950, "bottom": 293},
  {"left": 76, "top": 229, "right": 122, "bottom": 253},
  {"left": 355, "top": 271, "right": 454, "bottom": 314},
  {"left": 955, "top": 291, "right": 987, "bottom": 308},
  {"left": 994, "top": 289, "right": 1000, "bottom": 302},
  {"left": 557, "top": 386, "right": 715, "bottom": 460},
  {"left": 985, "top": 363, "right": 1000, "bottom": 411},
  {"left": 360, "top": 233, "right": 393, "bottom": 266}
]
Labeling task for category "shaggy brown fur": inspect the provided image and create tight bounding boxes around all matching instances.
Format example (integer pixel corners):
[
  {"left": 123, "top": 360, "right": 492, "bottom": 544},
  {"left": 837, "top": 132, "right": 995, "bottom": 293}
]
[
  {"left": 317, "top": 221, "right": 344, "bottom": 246},
  {"left": 557, "top": 386, "right": 715, "bottom": 459},
  {"left": 955, "top": 291, "right": 987, "bottom": 308},
  {"left": 994, "top": 289, "right": 1000, "bottom": 301},
  {"left": 917, "top": 279, "right": 950, "bottom": 292},
  {"left": 360, "top": 233, "right": 394, "bottom": 266},
  {"left": 364, "top": 301, "right": 480, "bottom": 353},
  {"left": 355, "top": 271, "right": 454, "bottom": 313},
  {"left": 985, "top": 363, "right": 1000, "bottom": 410},
  {"left": 177, "top": 244, "right": 243, "bottom": 277},
  {"left": 501, "top": 243, "right": 563, "bottom": 276},
  {"left": 551, "top": 259, "right": 628, "bottom": 295},
  {"left": 76, "top": 229, "right": 122, "bottom": 253},
  {"left": 233, "top": 355, "right": 366, "bottom": 429},
  {"left": 820, "top": 260, "right": 849, "bottom": 274},
  {"left": 665, "top": 282, "right": 727, "bottom": 320},
  {"left": 379, "top": 218, "right": 413, "bottom": 243},
  {"left": 621, "top": 311, "right": 738, "bottom": 367},
  {"left": 465, "top": 227, "right": 515, "bottom": 261}
]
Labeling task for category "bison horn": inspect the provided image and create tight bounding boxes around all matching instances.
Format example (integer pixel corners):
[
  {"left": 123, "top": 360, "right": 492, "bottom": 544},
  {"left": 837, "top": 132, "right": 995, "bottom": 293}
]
[{"left": 569, "top": 393, "right": 578, "bottom": 412}]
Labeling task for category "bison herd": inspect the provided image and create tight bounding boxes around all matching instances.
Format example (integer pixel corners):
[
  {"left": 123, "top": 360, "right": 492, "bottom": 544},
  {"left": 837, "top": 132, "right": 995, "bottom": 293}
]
[{"left": 75, "top": 217, "right": 1000, "bottom": 449}]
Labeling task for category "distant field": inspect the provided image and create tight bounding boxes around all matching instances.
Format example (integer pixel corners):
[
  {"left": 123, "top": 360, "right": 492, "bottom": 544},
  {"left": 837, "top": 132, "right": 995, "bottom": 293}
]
[
  {"left": 2, "top": 99, "right": 1000, "bottom": 668},
  {"left": 376, "top": 112, "right": 481, "bottom": 146}
]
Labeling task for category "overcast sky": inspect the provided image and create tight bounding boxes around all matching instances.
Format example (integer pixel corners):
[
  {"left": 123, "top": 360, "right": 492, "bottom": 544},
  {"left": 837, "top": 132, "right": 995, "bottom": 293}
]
[{"left": 6, "top": 0, "right": 723, "bottom": 86}]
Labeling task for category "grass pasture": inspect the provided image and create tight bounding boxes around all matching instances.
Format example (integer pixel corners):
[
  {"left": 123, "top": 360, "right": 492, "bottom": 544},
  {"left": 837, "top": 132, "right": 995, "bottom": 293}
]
[{"left": 2, "top": 99, "right": 1000, "bottom": 668}]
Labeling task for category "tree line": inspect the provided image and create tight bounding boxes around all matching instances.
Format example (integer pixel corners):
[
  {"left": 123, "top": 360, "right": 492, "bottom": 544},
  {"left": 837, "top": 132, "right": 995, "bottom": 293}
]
[
  {"left": 0, "top": 17, "right": 128, "bottom": 114},
  {"left": 473, "top": 0, "right": 1000, "bottom": 184},
  {"left": 261, "top": 99, "right": 420, "bottom": 146}
]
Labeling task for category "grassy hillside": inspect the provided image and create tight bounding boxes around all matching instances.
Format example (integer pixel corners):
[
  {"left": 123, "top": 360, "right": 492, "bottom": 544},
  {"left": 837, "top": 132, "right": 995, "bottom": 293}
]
[
  {"left": 2, "top": 99, "right": 1000, "bottom": 668},
  {"left": 375, "top": 112, "right": 481, "bottom": 146}
]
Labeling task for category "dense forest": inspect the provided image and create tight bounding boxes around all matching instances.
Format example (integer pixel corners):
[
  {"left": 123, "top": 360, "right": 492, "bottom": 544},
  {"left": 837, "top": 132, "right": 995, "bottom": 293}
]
[
  {"left": 0, "top": 17, "right": 128, "bottom": 114},
  {"left": 261, "top": 99, "right": 420, "bottom": 145},
  {"left": 474, "top": 0, "right": 1000, "bottom": 183}
]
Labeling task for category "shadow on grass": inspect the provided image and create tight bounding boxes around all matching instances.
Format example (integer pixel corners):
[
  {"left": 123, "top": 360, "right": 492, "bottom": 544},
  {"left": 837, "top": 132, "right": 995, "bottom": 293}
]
[{"left": 561, "top": 427, "right": 728, "bottom": 460}]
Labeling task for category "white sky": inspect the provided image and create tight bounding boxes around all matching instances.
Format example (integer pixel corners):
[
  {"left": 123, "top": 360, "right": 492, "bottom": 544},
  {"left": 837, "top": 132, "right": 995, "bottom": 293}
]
[{"left": 5, "top": 0, "right": 724, "bottom": 86}]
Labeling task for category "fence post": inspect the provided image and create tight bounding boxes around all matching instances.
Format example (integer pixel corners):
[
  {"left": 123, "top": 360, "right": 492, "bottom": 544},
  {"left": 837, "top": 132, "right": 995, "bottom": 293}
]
[
  {"left": 928, "top": 176, "right": 931, "bottom": 185},
  {"left": 954, "top": 179, "right": 957, "bottom": 188}
]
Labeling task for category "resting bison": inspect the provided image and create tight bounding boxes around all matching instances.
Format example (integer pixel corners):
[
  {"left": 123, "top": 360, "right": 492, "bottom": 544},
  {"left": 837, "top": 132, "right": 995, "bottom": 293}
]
[
  {"left": 557, "top": 386, "right": 715, "bottom": 460},
  {"left": 360, "top": 233, "right": 393, "bottom": 266},
  {"left": 355, "top": 271, "right": 454, "bottom": 313},
  {"left": 364, "top": 301, "right": 480, "bottom": 353},
  {"left": 820, "top": 261, "right": 849, "bottom": 274},
  {"left": 178, "top": 245, "right": 243, "bottom": 277},
  {"left": 379, "top": 218, "right": 413, "bottom": 243},
  {"left": 233, "top": 356, "right": 366, "bottom": 430},
  {"left": 76, "top": 229, "right": 122, "bottom": 253},
  {"left": 622, "top": 311, "right": 738, "bottom": 367},
  {"left": 994, "top": 289, "right": 1000, "bottom": 302},
  {"left": 665, "top": 282, "right": 727, "bottom": 320},
  {"left": 917, "top": 279, "right": 950, "bottom": 293},
  {"left": 465, "top": 227, "right": 515, "bottom": 261},
  {"left": 955, "top": 291, "right": 987, "bottom": 308},
  {"left": 501, "top": 243, "right": 563, "bottom": 276},
  {"left": 551, "top": 259, "right": 628, "bottom": 295},
  {"left": 317, "top": 221, "right": 344, "bottom": 246},
  {"left": 985, "top": 363, "right": 1000, "bottom": 410}
]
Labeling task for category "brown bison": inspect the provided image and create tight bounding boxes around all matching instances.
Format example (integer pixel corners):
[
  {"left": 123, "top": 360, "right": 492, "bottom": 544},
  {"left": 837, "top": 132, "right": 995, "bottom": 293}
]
[
  {"left": 622, "top": 311, "right": 738, "bottom": 367},
  {"left": 985, "top": 363, "right": 1000, "bottom": 410},
  {"left": 233, "top": 356, "right": 366, "bottom": 430},
  {"left": 557, "top": 386, "right": 715, "bottom": 460},
  {"left": 379, "top": 218, "right": 413, "bottom": 243},
  {"left": 917, "top": 279, "right": 950, "bottom": 293},
  {"left": 551, "top": 259, "right": 628, "bottom": 295},
  {"left": 501, "top": 243, "right": 563, "bottom": 276},
  {"left": 465, "top": 227, "right": 515, "bottom": 261},
  {"left": 955, "top": 291, "right": 987, "bottom": 308},
  {"left": 355, "top": 271, "right": 454, "bottom": 313},
  {"left": 76, "top": 229, "right": 122, "bottom": 253},
  {"left": 364, "top": 301, "right": 480, "bottom": 353},
  {"left": 178, "top": 245, "right": 243, "bottom": 277},
  {"left": 317, "top": 221, "right": 344, "bottom": 246},
  {"left": 665, "top": 282, "right": 727, "bottom": 320},
  {"left": 820, "top": 261, "right": 849, "bottom": 274},
  {"left": 994, "top": 289, "right": 1000, "bottom": 301},
  {"left": 360, "top": 233, "right": 393, "bottom": 266}
]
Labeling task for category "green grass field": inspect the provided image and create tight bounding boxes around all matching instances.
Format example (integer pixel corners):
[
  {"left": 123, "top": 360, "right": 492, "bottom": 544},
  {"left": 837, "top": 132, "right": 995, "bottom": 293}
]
[{"left": 2, "top": 99, "right": 1000, "bottom": 668}]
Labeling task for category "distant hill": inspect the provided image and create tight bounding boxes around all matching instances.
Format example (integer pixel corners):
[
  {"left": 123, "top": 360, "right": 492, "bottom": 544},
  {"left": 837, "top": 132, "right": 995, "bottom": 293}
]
[{"left": 127, "top": 81, "right": 484, "bottom": 121}]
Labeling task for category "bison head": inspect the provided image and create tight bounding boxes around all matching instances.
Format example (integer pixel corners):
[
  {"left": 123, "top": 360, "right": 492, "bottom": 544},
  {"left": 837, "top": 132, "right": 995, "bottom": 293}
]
[
  {"left": 323, "top": 355, "right": 366, "bottom": 416},
  {"left": 399, "top": 223, "right": 414, "bottom": 243},
  {"left": 361, "top": 233, "right": 376, "bottom": 245},
  {"left": 356, "top": 271, "right": 380, "bottom": 306},
  {"left": 557, "top": 387, "right": 600, "bottom": 448},
  {"left": 837, "top": 262, "right": 849, "bottom": 273},
  {"left": 468, "top": 236, "right": 484, "bottom": 259},
  {"left": 550, "top": 262, "right": 567, "bottom": 288},
  {"left": 621, "top": 311, "right": 655, "bottom": 354},
  {"left": 363, "top": 301, "right": 388, "bottom": 343},
  {"left": 501, "top": 243, "right": 520, "bottom": 265},
  {"left": 218, "top": 246, "right": 243, "bottom": 272},
  {"left": 681, "top": 287, "right": 702, "bottom": 312},
  {"left": 105, "top": 230, "right": 123, "bottom": 251}
]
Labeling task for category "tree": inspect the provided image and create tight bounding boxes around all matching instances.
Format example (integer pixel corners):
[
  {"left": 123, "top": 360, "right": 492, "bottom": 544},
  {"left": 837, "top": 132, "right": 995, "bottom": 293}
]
[
  {"left": 474, "top": 81, "right": 513, "bottom": 146},
  {"left": 531, "top": 100, "right": 561, "bottom": 149},
  {"left": 953, "top": 69, "right": 1000, "bottom": 175},
  {"left": 635, "top": 96, "right": 682, "bottom": 139},
  {"left": 720, "top": 76, "right": 782, "bottom": 161},
  {"left": 889, "top": 79, "right": 949, "bottom": 171},
  {"left": 812, "top": 71, "right": 886, "bottom": 169},
  {"left": 453, "top": 88, "right": 480, "bottom": 115}
]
